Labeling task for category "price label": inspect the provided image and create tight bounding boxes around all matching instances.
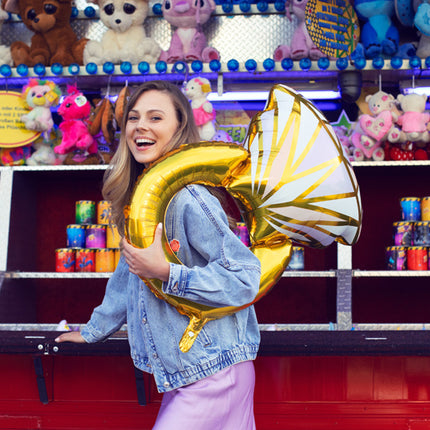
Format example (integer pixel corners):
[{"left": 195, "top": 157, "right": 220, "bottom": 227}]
[
  {"left": 305, "top": 0, "right": 360, "bottom": 58},
  {"left": 0, "top": 91, "right": 40, "bottom": 148}
]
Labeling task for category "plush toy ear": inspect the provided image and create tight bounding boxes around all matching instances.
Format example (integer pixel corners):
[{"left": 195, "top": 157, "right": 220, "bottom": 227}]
[{"left": 2, "top": 0, "right": 19, "bottom": 14}]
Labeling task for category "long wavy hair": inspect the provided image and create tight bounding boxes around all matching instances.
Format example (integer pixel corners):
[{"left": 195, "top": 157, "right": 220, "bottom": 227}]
[{"left": 103, "top": 80, "right": 237, "bottom": 236}]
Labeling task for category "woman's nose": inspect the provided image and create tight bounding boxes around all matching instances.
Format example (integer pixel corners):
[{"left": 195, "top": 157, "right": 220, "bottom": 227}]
[{"left": 136, "top": 118, "right": 148, "bottom": 130}]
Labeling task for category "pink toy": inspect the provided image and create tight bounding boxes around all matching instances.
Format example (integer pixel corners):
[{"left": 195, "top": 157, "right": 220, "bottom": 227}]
[
  {"left": 388, "top": 93, "right": 430, "bottom": 146},
  {"left": 185, "top": 77, "right": 216, "bottom": 140},
  {"left": 55, "top": 85, "right": 97, "bottom": 155},
  {"left": 274, "top": 0, "right": 326, "bottom": 61},
  {"left": 159, "top": 0, "right": 219, "bottom": 63}
]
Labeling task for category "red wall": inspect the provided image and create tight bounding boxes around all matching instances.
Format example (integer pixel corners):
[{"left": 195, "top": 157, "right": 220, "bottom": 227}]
[{"left": 3, "top": 354, "right": 430, "bottom": 429}]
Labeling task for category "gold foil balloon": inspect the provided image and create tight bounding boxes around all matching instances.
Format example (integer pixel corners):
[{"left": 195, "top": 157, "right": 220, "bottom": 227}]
[{"left": 126, "top": 84, "right": 362, "bottom": 352}]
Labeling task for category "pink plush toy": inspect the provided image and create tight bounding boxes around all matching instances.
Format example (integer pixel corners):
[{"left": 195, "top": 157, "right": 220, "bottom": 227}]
[
  {"left": 159, "top": 0, "right": 220, "bottom": 63},
  {"left": 388, "top": 93, "right": 430, "bottom": 146},
  {"left": 274, "top": 0, "right": 326, "bottom": 61},
  {"left": 55, "top": 85, "right": 97, "bottom": 155}
]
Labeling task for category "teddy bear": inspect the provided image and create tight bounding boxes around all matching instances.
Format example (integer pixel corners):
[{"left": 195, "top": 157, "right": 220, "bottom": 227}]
[
  {"left": 159, "top": 0, "right": 220, "bottom": 63},
  {"left": 0, "top": 7, "right": 12, "bottom": 65},
  {"left": 184, "top": 77, "right": 216, "bottom": 141},
  {"left": 388, "top": 93, "right": 430, "bottom": 146},
  {"left": 2, "top": 0, "right": 88, "bottom": 66},
  {"left": 274, "top": 0, "right": 326, "bottom": 61},
  {"left": 353, "top": 0, "right": 399, "bottom": 58},
  {"left": 54, "top": 85, "right": 98, "bottom": 158},
  {"left": 83, "top": 0, "right": 161, "bottom": 65},
  {"left": 349, "top": 90, "right": 399, "bottom": 161}
]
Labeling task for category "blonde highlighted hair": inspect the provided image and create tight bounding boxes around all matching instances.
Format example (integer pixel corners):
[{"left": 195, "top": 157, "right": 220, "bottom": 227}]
[{"left": 103, "top": 80, "right": 237, "bottom": 236}]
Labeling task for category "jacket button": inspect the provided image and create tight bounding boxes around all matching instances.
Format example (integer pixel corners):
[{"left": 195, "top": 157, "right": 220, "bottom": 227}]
[
  {"left": 142, "top": 317, "right": 147, "bottom": 324},
  {"left": 153, "top": 352, "right": 158, "bottom": 359},
  {"left": 163, "top": 381, "right": 170, "bottom": 388}
]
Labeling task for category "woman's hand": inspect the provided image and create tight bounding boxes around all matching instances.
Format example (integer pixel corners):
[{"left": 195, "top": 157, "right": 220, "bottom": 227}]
[
  {"left": 121, "top": 223, "right": 170, "bottom": 281},
  {"left": 55, "top": 331, "right": 86, "bottom": 343}
]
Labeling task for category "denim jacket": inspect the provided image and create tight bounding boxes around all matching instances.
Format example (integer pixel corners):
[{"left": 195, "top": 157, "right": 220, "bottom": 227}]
[{"left": 81, "top": 184, "right": 261, "bottom": 393}]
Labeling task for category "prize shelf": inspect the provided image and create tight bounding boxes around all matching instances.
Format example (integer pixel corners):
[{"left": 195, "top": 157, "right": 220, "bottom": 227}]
[{"left": 2, "top": 159, "right": 430, "bottom": 357}]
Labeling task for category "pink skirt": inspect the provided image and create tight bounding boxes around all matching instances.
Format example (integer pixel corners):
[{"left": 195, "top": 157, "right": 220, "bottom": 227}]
[{"left": 152, "top": 360, "right": 256, "bottom": 430}]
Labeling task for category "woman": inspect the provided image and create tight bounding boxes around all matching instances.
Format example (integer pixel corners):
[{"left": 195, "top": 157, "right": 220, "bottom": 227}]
[{"left": 56, "top": 80, "right": 261, "bottom": 429}]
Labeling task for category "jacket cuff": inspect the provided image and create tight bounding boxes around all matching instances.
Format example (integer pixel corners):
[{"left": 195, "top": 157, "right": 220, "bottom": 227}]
[
  {"left": 80, "top": 322, "right": 105, "bottom": 343},
  {"left": 163, "top": 263, "right": 187, "bottom": 296}
]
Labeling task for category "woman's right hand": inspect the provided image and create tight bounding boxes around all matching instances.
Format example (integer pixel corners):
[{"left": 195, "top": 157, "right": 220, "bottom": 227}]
[{"left": 55, "top": 331, "right": 86, "bottom": 343}]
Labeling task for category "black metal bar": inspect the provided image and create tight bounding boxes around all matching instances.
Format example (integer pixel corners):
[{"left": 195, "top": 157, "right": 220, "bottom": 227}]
[
  {"left": 33, "top": 356, "right": 49, "bottom": 405},
  {"left": 134, "top": 367, "right": 147, "bottom": 406}
]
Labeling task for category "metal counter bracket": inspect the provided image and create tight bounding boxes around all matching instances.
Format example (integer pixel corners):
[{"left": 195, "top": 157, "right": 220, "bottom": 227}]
[
  {"left": 134, "top": 367, "right": 148, "bottom": 406},
  {"left": 336, "top": 269, "right": 352, "bottom": 330}
]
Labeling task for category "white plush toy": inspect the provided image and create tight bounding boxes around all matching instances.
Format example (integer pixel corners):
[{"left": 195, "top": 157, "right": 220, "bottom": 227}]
[
  {"left": 184, "top": 77, "right": 216, "bottom": 141},
  {"left": 0, "top": 8, "right": 12, "bottom": 65},
  {"left": 84, "top": 0, "right": 161, "bottom": 65}
]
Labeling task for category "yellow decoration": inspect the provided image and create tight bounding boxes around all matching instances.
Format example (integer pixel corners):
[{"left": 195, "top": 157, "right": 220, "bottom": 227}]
[
  {"left": 0, "top": 92, "right": 41, "bottom": 148},
  {"left": 126, "top": 84, "right": 362, "bottom": 352},
  {"left": 305, "top": 0, "right": 360, "bottom": 58}
]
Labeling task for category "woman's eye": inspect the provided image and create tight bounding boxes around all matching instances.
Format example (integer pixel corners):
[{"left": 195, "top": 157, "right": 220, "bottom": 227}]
[{"left": 151, "top": 116, "right": 162, "bottom": 121}]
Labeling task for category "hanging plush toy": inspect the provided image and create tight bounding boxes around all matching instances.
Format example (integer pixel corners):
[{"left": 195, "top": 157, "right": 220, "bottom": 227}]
[
  {"left": 388, "top": 93, "right": 430, "bottom": 146},
  {"left": 2, "top": 0, "right": 87, "bottom": 66},
  {"left": 83, "top": 0, "right": 161, "bottom": 65},
  {"left": 274, "top": 0, "right": 326, "bottom": 61},
  {"left": 55, "top": 85, "right": 97, "bottom": 157},
  {"left": 184, "top": 77, "right": 216, "bottom": 141},
  {"left": 21, "top": 79, "right": 61, "bottom": 137},
  {"left": 159, "top": 0, "right": 220, "bottom": 63}
]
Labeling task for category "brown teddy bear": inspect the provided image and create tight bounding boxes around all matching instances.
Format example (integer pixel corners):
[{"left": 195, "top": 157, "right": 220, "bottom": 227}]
[{"left": 2, "top": 0, "right": 87, "bottom": 66}]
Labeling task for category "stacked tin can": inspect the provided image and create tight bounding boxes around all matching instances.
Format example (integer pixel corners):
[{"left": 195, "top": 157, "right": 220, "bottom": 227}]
[
  {"left": 55, "top": 200, "right": 121, "bottom": 273},
  {"left": 386, "top": 197, "right": 430, "bottom": 270}
]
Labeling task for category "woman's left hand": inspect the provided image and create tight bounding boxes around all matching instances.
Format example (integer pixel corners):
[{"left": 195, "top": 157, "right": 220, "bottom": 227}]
[{"left": 121, "top": 223, "right": 170, "bottom": 281}]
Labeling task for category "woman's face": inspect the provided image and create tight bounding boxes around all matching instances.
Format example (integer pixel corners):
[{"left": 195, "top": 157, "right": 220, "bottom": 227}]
[{"left": 125, "top": 90, "right": 179, "bottom": 165}]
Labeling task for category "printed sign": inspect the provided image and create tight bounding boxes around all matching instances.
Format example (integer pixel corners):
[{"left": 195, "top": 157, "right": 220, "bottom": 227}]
[
  {"left": 305, "top": 0, "right": 360, "bottom": 58},
  {"left": 0, "top": 91, "right": 40, "bottom": 148}
]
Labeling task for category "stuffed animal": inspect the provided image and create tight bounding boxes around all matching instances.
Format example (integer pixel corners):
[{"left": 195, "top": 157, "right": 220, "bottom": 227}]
[
  {"left": 184, "top": 77, "right": 216, "bottom": 140},
  {"left": 55, "top": 85, "right": 97, "bottom": 157},
  {"left": 2, "top": 0, "right": 87, "bottom": 66},
  {"left": 350, "top": 122, "right": 386, "bottom": 161},
  {"left": 274, "top": 0, "right": 326, "bottom": 61},
  {"left": 0, "top": 8, "right": 12, "bottom": 65},
  {"left": 83, "top": 0, "right": 161, "bottom": 65},
  {"left": 159, "top": 0, "right": 220, "bottom": 63},
  {"left": 353, "top": 0, "right": 399, "bottom": 58},
  {"left": 26, "top": 129, "right": 64, "bottom": 165},
  {"left": 388, "top": 93, "right": 430, "bottom": 146},
  {"left": 21, "top": 79, "right": 61, "bottom": 138},
  {"left": 0, "top": 145, "right": 32, "bottom": 165}
]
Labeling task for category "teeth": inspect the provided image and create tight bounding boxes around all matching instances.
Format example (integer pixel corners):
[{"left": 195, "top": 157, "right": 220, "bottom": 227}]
[{"left": 136, "top": 138, "right": 155, "bottom": 147}]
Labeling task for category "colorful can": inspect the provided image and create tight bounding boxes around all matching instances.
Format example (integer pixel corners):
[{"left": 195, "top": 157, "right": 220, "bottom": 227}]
[
  {"left": 393, "top": 221, "right": 414, "bottom": 246},
  {"left": 66, "top": 224, "right": 87, "bottom": 248},
  {"left": 407, "top": 247, "right": 428, "bottom": 270},
  {"left": 234, "top": 222, "right": 250, "bottom": 247},
  {"left": 413, "top": 221, "right": 430, "bottom": 246},
  {"left": 86, "top": 225, "right": 106, "bottom": 248},
  {"left": 385, "top": 246, "right": 407, "bottom": 270},
  {"left": 400, "top": 197, "right": 421, "bottom": 221},
  {"left": 75, "top": 248, "right": 95, "bottom": 272},
  {"left": 95, "top": 248, "right": 115, "bottom": 272},
  {"left": 286, "top": 246, "right": 304, "bottom": 270},
  {"left": 76, "top": 200, "right": 96, "bottom": 224},
  {"left": 55, "top": 248, "right": 75, "bottom": 272},
  {"left": 114, "top": 248, "right": 121, "bottom": 269},
  {"left": 106, "top": 224, "right": 121, "bottom": 248},
  {"left": 97, "top": 200, "right": 111, "bottom": 225},
  {"left": 422, "top": 197, "right": 430, "bottom": 221}
]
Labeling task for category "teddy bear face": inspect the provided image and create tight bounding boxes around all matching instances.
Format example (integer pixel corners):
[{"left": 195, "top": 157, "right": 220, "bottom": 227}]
[
  {"left": 58, "top": 92, "right": 91, "bottom": 120},
  {"left": 365, "top": 91, "right": 394, "bottom": 115},
  {"left": 185, "top": 77, "right": 211, "bottom": 100},
  {"left": 20, "top": 0, "right": 72, "bottom": 33},
  {"left": 398, "top": 93, "right": 428, "bottom": 113},
  {"left": 98, "top": 0, "right": 148, "bottom": 33},
  {"left": 162, "top": 0, "right": 215, "bottom": 29}
]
